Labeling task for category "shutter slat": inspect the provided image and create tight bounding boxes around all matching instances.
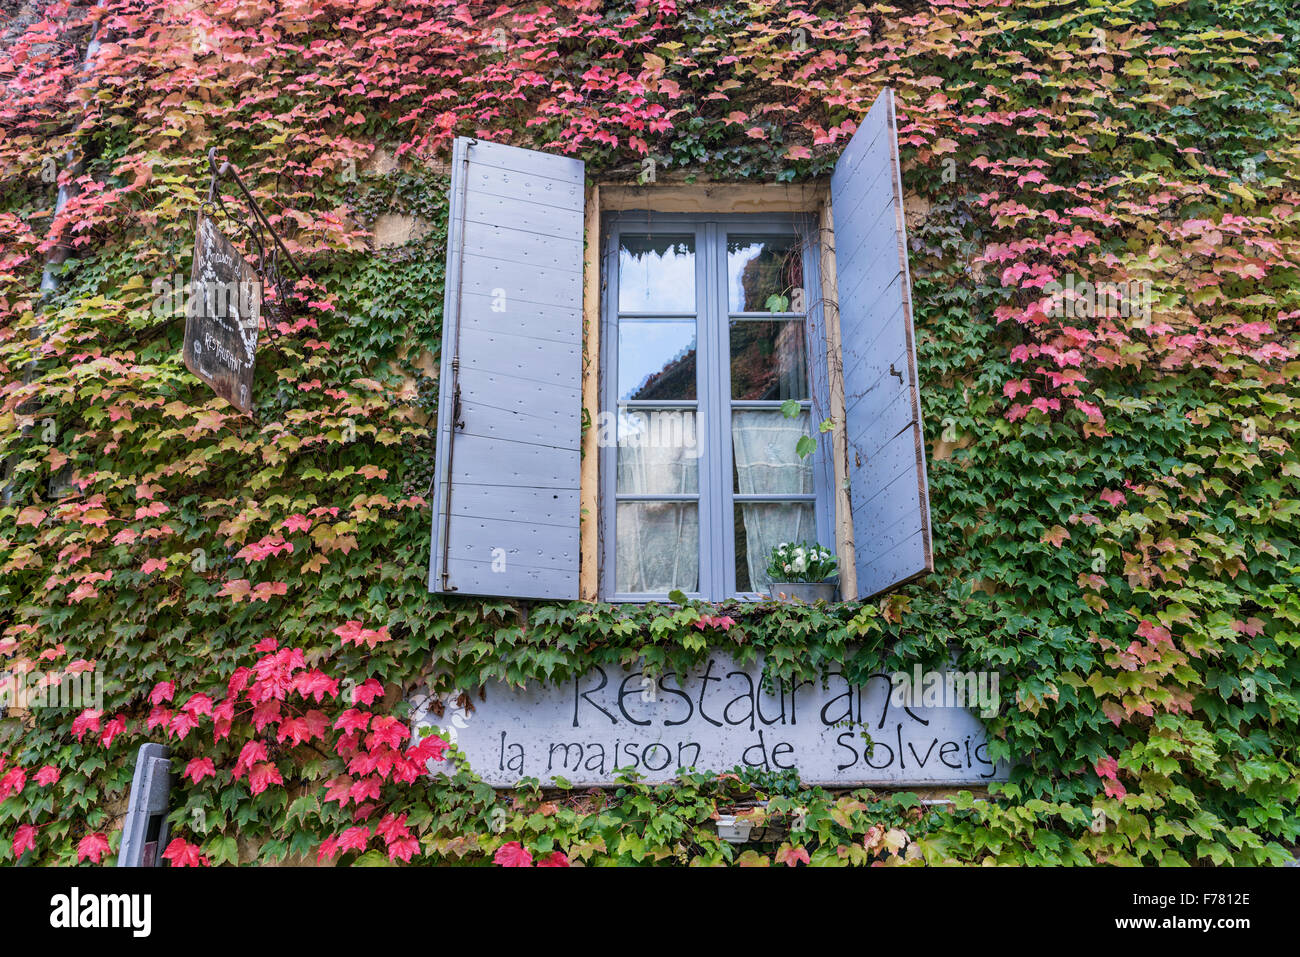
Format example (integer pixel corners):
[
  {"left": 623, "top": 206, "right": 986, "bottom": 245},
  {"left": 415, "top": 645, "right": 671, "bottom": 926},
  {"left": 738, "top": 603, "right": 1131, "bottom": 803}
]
[
  {"left": 457, "top": 327, "right": 581, "bottom": 389},
  {"left": 430, "top": 137, "right": 585, "bottom": 599},
  {"left": 462, "top": 138, "right": 585, "bottom": 181},
  {"left": 441, "top": 560, "right": 576, "bottom": 600},
  {"left": 836, "top": 210, "right": 901, "bottom": 290},
  {"left": 858, "top": 530, "right": 929, "bottom": 596},
  {"left": 460, "top": 220, "right": 584, "bottom": 274},
  {"left": 447, "top": 433, "right": 579, "bottom": 487},
  {"left": 457, "top": 292, "right": 581, "bottom": 343},
  {"left": 445, "top": 485, "right": 578, "bottom": 526},
  {"left": 444, "top": 516, "right": 579, "bottom": 566},
  {"left": 459, "top": 255, "right": 582, "bottom": 306},
  {"left": 457, "top": 369, "right": 580, "bottom": 429},
  {"left": 463, "top": 190, "right": 584, "bottom": 239},
  {"left": 830, "top": 89, "right": 933, "bottom": 600},
  {"left": 831, "top": 167, "right": 894, "bottom": 255}
]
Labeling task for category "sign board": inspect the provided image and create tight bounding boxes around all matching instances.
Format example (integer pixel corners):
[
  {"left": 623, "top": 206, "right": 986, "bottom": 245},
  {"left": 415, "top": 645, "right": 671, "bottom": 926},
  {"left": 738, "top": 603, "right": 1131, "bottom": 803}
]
[
  {"left": 412, "top": 655, "right": 1009, "bottom": 787},
  {"left": 183, "top": 213, "right": 262, "bottom": 414}
]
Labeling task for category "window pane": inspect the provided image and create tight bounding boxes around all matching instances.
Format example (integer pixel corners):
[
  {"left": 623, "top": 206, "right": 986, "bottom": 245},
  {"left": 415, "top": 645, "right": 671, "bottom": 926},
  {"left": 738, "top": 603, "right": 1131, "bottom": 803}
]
[
  {"left": 616, "top": 409, "right": 700, "bottom": 494},
  {"left": 729, "top": 320, "right": 807, "bottom": 400},
  {"left": 619, "top": 319, "right": 697, "bottom": 400},
  {"left": 616, "top": 502, "right": 699, "bottom": 593},
  {"left": 732, "top": 409, "right": 813, "bottom": 494},
  {"left": 734, "top": 502, "right": 817, "bottom": 592},
  {"left": 619, "top": 234, "right": 696, "bottom": 313},
  {"left": 727, "top": 234, "right": 804, "bottom": 313}
]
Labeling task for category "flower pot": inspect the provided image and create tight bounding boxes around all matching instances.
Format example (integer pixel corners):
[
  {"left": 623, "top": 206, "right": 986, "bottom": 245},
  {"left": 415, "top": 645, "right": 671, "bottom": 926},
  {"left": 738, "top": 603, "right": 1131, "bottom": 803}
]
[
  {"left": 767, "top": 581, "right": 837, "bottom": 603},
  {"left": 715, "top": 814, "right": 753, "bottom": 844},
  {"left": 717, "top": 803, "right": 786, "bottom": 844}
]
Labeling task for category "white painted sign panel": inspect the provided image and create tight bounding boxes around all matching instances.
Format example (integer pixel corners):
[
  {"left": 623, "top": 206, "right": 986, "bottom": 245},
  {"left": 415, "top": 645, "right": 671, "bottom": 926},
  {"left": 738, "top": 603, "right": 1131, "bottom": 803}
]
[{"left": 412, "top": 655, "right": 1009, "bottom": 787}]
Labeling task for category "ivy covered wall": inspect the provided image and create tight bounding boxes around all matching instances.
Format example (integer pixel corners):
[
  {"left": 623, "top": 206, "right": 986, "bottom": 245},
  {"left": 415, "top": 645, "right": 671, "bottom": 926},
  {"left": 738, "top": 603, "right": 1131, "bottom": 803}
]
[{"left": 0, "top": 0, "right": 1296, "bottom": 866}]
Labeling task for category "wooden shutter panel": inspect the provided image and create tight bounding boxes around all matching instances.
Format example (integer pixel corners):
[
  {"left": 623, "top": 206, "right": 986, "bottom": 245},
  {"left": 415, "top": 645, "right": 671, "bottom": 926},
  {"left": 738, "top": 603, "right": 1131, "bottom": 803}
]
[
  {"left": 429, "top": 138, "right": 585, "bottom": 599},
  {"left": 830, "top": 89, "right": 933, "bottom": 599}
]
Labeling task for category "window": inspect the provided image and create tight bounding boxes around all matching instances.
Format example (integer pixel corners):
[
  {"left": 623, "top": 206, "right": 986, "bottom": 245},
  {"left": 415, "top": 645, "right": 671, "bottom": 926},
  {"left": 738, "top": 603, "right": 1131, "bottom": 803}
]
[
  {"left": 429, "top": 88, "right": 933, "bottom": 604},
  {"left": 599, "top": 214, "right": 832, "bottom": 602}
]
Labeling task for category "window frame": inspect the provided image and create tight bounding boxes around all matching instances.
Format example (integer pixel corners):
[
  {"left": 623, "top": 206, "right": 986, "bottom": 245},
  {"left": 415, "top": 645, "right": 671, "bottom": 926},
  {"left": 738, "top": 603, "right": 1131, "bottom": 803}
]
[{"left": 598, "top": 210, "right": 833, "bottom": 603}]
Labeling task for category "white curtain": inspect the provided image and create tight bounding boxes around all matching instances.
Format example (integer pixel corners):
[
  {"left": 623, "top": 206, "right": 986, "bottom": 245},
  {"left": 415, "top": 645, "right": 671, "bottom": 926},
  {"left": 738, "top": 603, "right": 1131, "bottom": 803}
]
[
  {"left": 616, "top": 410, "right": 699, "bottom": 495},
  {"left": 616, "top": 503, "right": 699, "bottom": 593},
  {"left": 731, "top": 410, "right": 814, "bottom": 590},
  {"left": 616, "top": 410, "right": 700, "bottom": 593}
]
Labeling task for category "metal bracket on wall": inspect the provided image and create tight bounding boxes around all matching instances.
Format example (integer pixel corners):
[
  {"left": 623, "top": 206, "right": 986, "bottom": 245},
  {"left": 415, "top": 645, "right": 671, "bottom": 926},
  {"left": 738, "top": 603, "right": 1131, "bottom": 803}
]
[{"left": 203, "top": 147, "right": 307, "bottom": 339}]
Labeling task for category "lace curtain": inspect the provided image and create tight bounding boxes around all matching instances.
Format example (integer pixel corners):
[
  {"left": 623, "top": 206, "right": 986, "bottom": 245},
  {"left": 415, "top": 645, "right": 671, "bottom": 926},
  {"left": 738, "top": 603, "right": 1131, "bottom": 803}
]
[
  {"left": 731, "top": 410, "right": 814, "bottom": 590},
  {"left": 614, "top": 409, "right": 816, "bottom": 593},
  {"left": 615, "top": 410, "right": 700, "bottom": 593}
]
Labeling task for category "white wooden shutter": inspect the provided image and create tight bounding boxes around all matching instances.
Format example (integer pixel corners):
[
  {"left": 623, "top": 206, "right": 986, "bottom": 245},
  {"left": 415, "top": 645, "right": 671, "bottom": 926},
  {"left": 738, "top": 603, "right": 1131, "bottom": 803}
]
[
  {"left": 429, "top": 137, "right": 585, "bottom": 599},
  {"left": 830, "top": 89, "right": 933, "bottom": 599}
]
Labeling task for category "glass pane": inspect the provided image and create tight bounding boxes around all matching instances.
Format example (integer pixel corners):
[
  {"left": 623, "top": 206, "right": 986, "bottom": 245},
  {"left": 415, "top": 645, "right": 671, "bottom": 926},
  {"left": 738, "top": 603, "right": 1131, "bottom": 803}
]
[
  {"left": 619, "top": 319, "right": 697, "bottom": 400},
  {"left": 734, "top": 502, "right": 817, "bottom": 592},
  {"left": 616, "top": 502, "right": 699, "bottom": 593},
  {"left": 616, "top": 409, "right": 700, "bottom": 494},
  {"left": 732, "top": 409, "right": 813, "bottom": 494},
  {"left": 728, "top": 234, "right": 804, "bottom": 313},
  {"left": 729, "top": 320, "right": 807, "bottom": 400},
  {"left": 619, "top": 234, "right": 696, "bottom": 313}
]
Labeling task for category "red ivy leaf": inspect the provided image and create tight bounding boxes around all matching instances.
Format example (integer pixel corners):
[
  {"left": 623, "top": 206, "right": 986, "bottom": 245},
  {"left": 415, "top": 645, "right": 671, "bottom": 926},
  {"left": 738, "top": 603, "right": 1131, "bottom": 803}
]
[
  {"left": 76, "top": 832, "right": 110, "bottom": 864},
  {"left": 494, "top": 841, "right": 533, "bottom": 867},
  {"left": 12, "top": 824, "right": 37, "bottom": 858}
]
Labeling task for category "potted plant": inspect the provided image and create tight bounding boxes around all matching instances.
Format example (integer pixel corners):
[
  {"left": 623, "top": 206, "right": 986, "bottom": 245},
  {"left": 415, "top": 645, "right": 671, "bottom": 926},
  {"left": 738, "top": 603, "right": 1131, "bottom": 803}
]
[
  {"left": 715, "top": 801, "right": 788, "bottom": 844},
  {"left": 765, "top": 541, "right": 838, "bottom": 603}
]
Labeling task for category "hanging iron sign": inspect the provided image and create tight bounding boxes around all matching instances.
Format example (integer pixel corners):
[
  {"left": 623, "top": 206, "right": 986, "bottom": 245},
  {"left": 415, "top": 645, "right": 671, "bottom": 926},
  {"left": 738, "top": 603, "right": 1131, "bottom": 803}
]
[
  {"left": 182, "top": 213, "right": 262, "bottom": 414},
  {"left": 182, "top": 148, "right": 304, "bottom": 416}
]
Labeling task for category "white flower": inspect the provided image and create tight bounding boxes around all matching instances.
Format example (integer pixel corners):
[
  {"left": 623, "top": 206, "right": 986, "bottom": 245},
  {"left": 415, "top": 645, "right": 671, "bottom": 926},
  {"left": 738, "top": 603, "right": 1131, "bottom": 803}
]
[
  {"left": 791, "top": 555, "right": 806, "bottom": 573},
  {"left": 782, "top": 563, "right": 791, "bottom": 574}
]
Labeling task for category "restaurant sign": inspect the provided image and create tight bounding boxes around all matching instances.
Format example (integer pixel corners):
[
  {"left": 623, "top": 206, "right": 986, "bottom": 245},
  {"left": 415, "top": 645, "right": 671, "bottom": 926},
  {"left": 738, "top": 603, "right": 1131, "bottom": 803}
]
[{"left": 412, "top": 655, "right": 1009, "bottom": 787}]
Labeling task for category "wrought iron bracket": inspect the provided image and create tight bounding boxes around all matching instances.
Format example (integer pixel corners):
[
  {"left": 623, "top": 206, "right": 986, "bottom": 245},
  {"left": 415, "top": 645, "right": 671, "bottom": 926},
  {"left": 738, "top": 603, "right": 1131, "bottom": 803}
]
[{"left": 203, "top": 147, "right": 306, "bottom": 339}]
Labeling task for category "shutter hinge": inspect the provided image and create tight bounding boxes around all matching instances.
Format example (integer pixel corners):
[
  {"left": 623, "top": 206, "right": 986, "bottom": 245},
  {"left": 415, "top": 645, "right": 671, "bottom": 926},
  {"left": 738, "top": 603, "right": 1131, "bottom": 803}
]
[
  {"left": 450, "top": 356, "right": 464, "bottom": 430},
  {"left": 889, "top": 363, "right": 903, "bottom": 384}
]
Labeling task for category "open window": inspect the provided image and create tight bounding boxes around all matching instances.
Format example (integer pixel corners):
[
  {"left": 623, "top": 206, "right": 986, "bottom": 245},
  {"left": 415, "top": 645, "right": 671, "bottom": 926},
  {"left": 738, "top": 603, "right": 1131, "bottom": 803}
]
[{"left": 428, "top": 88, "right": 932, "bottom": 603}]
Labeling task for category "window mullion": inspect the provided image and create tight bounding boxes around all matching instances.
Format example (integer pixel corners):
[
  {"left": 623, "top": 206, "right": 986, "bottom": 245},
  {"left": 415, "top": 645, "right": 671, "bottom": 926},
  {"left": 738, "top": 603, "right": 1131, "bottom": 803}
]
[
  {"left": 599, "top": 224, "right": 617, "bottom": 601},
  {"left": 711, "top": 221, "right": 736, "bottom": 602},
  {"left": 694, "top": 220, "right": 716, "bottom": 602}
]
